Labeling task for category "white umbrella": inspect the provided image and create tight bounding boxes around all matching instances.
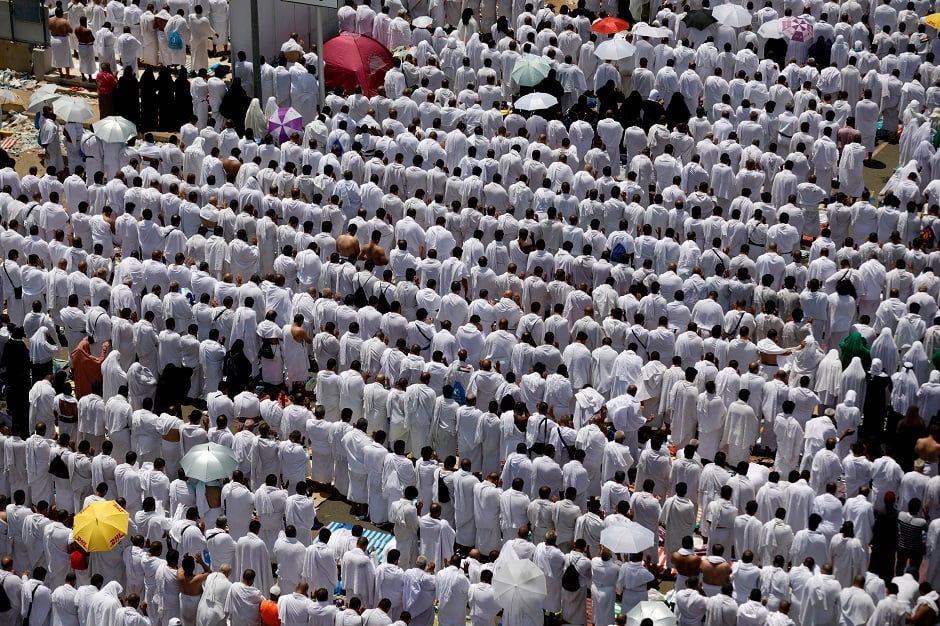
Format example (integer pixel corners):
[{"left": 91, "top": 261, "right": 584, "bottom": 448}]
[
  {"left": 599, "top": 522, "right": 655, "bottom": 554},
  {"left": 26, "top": 85, "right": 61, "bottom": 113},
  {"left": 626, "top": 601, "right": 677, "bottom": 626},
  {"left": 757, "top": 18, "right": 785, "bottom": 38},
  {"left": 632, "top": 22, "right": 672, "bottom": 38},
  {"left": 92, "top": 115, "right": 138, "bottom": 143},
  {"left": 712, "top": 4, "right": 751, "bottom": 28},
  {"left": 53, "top": 96, "right": 94, "bottom": 122},
  {"left": 180, "top": 443, "right": 238, "bottom": 482},
  {"left": 514, "top": 92, "right": 558, "bottom": 111},
  {"left": 594, "top": 38, "right": 637, "bottom": 60},
  {"left": 0, "top": 89, "right": 16, "bottom": 104},
  {"left": 492, "top": 560, "right": 547, "bottom": 614}
]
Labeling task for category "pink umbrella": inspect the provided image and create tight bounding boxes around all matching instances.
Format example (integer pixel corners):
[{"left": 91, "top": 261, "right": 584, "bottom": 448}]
[
  {"left": 268, "top": 106, "right": 304, "bottom": 144},
  {"left": 781, "top": 17, "right": 813, "bottom": 42}
]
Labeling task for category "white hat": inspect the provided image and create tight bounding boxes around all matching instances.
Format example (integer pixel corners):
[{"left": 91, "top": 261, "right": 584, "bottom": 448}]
[{"left": 270, "top": 585, "right": 281, "bottom": 596}]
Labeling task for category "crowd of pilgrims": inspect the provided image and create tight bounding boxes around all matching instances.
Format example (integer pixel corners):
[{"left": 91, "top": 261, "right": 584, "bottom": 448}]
[{"left": 10, "top": 0, "right": 940, "bottom": 622}]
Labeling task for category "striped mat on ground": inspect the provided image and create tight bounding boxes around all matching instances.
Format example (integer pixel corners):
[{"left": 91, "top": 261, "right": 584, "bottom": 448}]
[{"left": 322, "top": 520, "right": 396, "bottom": 562}]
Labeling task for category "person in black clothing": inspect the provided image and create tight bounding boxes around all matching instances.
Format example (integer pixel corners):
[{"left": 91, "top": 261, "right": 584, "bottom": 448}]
[
  {"left": 223, "top": 339, "right": 254, "bottom": 399},
  {"left": 568, "top": 97, "right": 598, "bottom": 126},
  {"left": 619, "top": 90, "right": 644, "bottom": 128},
  {"left": 219, "top": 78, "right": 252, "bottom": 135},
  {"left": 156, "top": 66, "right": 177, "bottom": 131},
  {"left": 764, "top": 37, "right": 787, "bottom": 68},
  {"left": 870, "top": 491, "right": 900, "bottom": 581},
  {"left": 174, "top": 69, "right": 194, "bottom": 129},
  {"left": 807, "top": 36, "right": 832, "bottom": 68},
  {"left": 536, "top": 68, "right": 564, "bottom": 101},
  {"left": 116, "top": 67, "right": 140, "bottom": 125},
  {"left": 571, "top": 0, "right": 596, "bottom": 20},
  {"left": 2, "top": 326, "right": 30, "bottom": 438},
  {"left": 640, "top": 96, "right": 666, "bottom": 132},
  {"left": 138, "top": 67, "right": 158, "bottom": 131},
  {"left": 665, "top": 94, "right": 691, "bottom": 129},
  {"left": 861, "top": 358, "right": 892, "bottom": 440},
  {"left": 596, "top": 80, "right": 624, "bottom": 119}
]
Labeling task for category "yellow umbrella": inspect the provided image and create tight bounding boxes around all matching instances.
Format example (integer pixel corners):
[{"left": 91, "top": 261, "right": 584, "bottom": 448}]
[
  {"left": 926, "top": 13, "right": 940, "bottom": 29},
  {"left": 73, "top": 500, "right": 129, "bottom": 552}
]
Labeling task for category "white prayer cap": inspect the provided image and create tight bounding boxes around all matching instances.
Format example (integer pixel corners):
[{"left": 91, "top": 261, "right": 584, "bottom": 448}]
[
  {"left": 169, "top": 620, "right": 183, "bottom": 626},
  {"left": 824, "top": 408, "right": 835, "bottom": 417},
  {"left": 270, "top": 585, "right": 281, "bottom": 596},
  {"left": 904, "top": 361, "right": 915, "bottom": 369}
]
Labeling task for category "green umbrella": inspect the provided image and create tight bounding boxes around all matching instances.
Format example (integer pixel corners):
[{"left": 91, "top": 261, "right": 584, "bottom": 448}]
[{"left": 511, "top": 54, "right": 551, "bottom": 87}]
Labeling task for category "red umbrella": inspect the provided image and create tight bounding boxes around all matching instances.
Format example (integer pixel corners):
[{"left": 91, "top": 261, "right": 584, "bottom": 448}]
[
  {"left": 323, "top": 32, "right": 394, "bottom": 97},
  {"left": 591, "top": 16, "right": 630, "bottom": 34}
]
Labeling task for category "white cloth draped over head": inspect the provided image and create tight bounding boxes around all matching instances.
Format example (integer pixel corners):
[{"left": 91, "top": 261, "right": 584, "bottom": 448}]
[
  {"left": 841, "top": 390, "right": 857, "bottom": 407},
  {"left": 790, "top": 336, "right": 823, "bottom": 377},
  {"left": 870, "top": 328, "right": 898, "bottom": 377},
  {"left": 904, "top": 341, "right": 929, "bottom": 385},
  {"left": 92, "top": 581, "right": 125, "bottom": 626},
  {"left": 264, "top": 96, "right": 279, "bottom": 121},
  {"left": 255, "top": 485, "right": 275, "bottom": 514},
  {"left": 840, "top": 357, "right": 868, "bottom": 408},
  {"left": 814, "top": 350, "right": 842, "bottom": 402},
  {"left": 245, "top": 98, "right": 267, "bottom": 139},
  {"left": 891, "top": 364, "right": 920, "bottom": 413}
]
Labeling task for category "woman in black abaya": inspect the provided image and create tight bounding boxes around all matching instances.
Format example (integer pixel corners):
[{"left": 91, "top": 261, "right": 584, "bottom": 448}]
[
  {"left": 640, "top": 92, "right": 666, "bottom": 131},
  {"left": 174, "top": 70, "right": 193, "bottom": 130},
  {"left": 596, "top": 79, "right": 623, "bottom": 119},
  {"left": 218, "top": 77, "right": 252, "bottom": 135},
  {"left": 156, "top": 66, "right": 177, "bottom": 131},
  {"left": 664, "top": 92, "right": 691, "bottom": 129},
  {"left": 618, "top": 90, "right": 643, "bottom": 128},
  {"left": 116, "top": 67, "right": 140, "bottom": 125},
  {"left": 138, "top": 67, "right": 158, "bottom": 131}
]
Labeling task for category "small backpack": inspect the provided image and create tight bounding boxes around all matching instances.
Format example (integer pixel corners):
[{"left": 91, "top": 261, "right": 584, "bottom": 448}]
[
  {"left": 561, "top": 562, "right": 581, "bottom": 592},
  {"left": 611, "top": 241, "right": 627, "bottom": 263},
  {"left": 353, "top": 277, "right": 369, "bottom": 308},
  {"left": 921, "top": 224, "right": 936, "bottom": 249},
  {"left": 452, "top": 380, "right": 466, "bottom": 405},
  {"left": 49, "top": 452, "right": 70, "bottom": 480},
  {"left": 437, "top": 474, "right": 451, "bottom": 504},
  {"left": 376, "top": 285, "right": 391, "bottom": 314},
  {"left": 0, "top": 578, "right": 11, "bottom": 612}
]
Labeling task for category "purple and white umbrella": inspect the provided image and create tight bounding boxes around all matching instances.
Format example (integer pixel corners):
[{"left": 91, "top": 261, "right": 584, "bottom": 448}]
[
  {"left": 268, "top": 106, "right": 304, "bottom": 144},
  {"left": 780, "top": 17, "right": 813, "bottom": 42},
  {"left": 759, "top": 16, "right": 813, "bottom": 42}
]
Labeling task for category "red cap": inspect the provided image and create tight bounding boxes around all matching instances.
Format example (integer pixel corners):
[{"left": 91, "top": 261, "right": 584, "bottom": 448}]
[{"left": 70, "top": 550, "right": 88, "bottom": 570}]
